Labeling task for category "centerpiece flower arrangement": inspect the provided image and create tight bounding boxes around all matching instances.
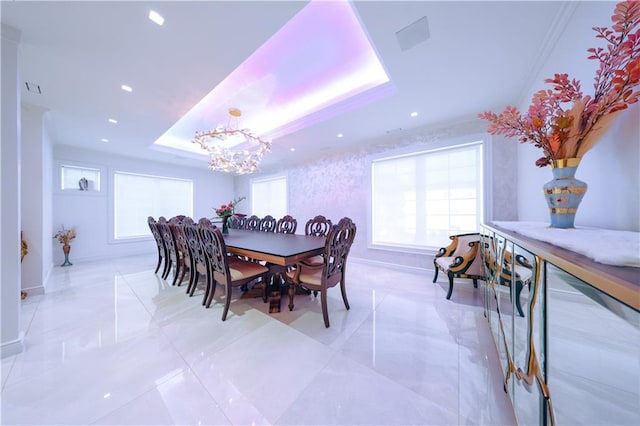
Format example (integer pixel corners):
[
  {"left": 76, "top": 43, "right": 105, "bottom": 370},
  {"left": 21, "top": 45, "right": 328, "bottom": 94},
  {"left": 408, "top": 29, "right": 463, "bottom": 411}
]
[
  {"left": 215, "top": 196, "right": 246, "bottom": 218},
  {"left": 478, "top": 0, "right": 640, "bottom": 167},
  {"left": 53, "top": 225, "right": 76, "bottom": 246},
  {"left": 215, "top": 196, "right": 246, "bottom": 234}
]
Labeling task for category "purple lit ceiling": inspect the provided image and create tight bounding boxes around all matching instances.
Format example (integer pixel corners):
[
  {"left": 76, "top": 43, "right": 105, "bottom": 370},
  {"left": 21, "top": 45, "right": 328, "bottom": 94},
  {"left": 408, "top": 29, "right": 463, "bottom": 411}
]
[{"left": 152, "top": 0, "right": 393, "bottom": 157}]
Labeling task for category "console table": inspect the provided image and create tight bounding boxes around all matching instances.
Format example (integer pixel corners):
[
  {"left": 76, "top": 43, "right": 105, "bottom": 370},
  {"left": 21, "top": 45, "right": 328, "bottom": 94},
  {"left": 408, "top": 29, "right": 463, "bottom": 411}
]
[{"left": 480, "top": 222, "right": 639, "bottom": 426}]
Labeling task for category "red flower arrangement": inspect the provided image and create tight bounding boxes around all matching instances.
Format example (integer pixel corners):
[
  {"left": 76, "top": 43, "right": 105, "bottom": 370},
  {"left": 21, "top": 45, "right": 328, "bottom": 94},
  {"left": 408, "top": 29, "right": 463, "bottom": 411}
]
[
  {"left": 215, "top": 196, "right": 246, "bottom": 218},
  {"left": 479, "top": 1, "right": 640, "bottom": 167}
]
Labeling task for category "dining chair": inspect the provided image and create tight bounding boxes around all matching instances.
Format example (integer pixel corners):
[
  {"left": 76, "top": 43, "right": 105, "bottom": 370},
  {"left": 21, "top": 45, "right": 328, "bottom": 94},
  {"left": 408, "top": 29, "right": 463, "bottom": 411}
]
[
  {"left": 433, "top": 233, "right": 485, "bottom": 300},
  {"left": 169, "top": 217, "right": 192, "bottom": 287},
  {"left": 286, "top": 217, "right": 357, "bottom": 328},
  {"left": 276, "top": 215, "right": 297, "bottom": 234},
  {"left": 244, "top": 215, "right": 261, "bottom": 231},
  {"left": 263, "top": 215, "right": 300, "bottom": 304},
  {"left": 198, "top": 217, "right": 214, "bottom": 229},
  {"left": 303, "top": 215, "right": 333, "bottom": 267},
  {"left": 229, "top": 215, "right": 246, "bottom": 229},
  {"left": 147, "top": 216, "right": 168, "bottom": 276},
  {"left": 259, "top": 215, "right": 277, "bottom": 232},
  {"left": 305, "top": 215, "right": 332, "bottom": 237},
  {"left": 156, "top": 217, "right": 182, "bottom": 285},
  {"left": 183, "top": 223, "right": 210, "bottom": 303},
  {"left": 199, "top": 226, "right": 269, "bottom": 320}
]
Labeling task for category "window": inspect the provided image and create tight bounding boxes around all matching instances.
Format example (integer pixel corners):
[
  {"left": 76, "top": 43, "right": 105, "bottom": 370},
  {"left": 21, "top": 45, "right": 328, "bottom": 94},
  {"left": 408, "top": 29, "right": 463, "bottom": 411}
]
[
  {"left": 371, "top": 141, "right": 483, "bottom": 250},
  {"left": 251, "top": 175, "right": 287, "bottom": 219},
  {"left": 113, "top": 172, "right": 193, "bottom": 240},
  {"left": 60, "top": 164, "right": 101, "bottom": 191}
]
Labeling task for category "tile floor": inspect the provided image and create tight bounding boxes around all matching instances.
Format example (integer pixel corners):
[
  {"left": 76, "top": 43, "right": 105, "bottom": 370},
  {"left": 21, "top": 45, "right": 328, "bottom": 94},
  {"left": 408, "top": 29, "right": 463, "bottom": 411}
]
[{"left": 1, "top": 254, "right": 516, "bottom": 425}]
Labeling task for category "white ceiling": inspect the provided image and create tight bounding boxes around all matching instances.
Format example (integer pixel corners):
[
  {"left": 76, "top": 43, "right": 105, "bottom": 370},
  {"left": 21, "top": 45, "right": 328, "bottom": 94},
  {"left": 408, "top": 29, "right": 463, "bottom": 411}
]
[{"left": 1, "top": 1, "right": 575, "bottom": 174}]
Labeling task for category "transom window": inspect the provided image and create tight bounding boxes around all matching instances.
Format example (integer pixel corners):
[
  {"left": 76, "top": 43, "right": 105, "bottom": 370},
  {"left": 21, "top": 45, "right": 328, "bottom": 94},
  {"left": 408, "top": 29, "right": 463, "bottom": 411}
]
[
  {"left": 60, "top": 164, "right": 101, "bottom": 191},
  {"left": 370, "top": 141, "right": 483, "bottom": 250}
]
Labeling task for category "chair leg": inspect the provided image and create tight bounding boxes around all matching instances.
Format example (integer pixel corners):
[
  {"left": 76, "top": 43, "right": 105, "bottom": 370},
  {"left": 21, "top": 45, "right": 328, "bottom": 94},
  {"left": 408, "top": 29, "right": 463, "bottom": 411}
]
[
  {"left": 203, "top": 274, "right": 211, "bottom": 306},
  {"left": 432, "top": 264, "right": 439, "bottom": 283},
  {"left": 188, "top": 272, "right": 199, "bottom": 297},
  {"left": 446, "top": 272, "right": 455, "bottom": 299},
  {"left": 171, "top": 260, "right": 181, "bottom": 286},
  {"left": 154, "top": 255, "right": 162, "bottom": 274},
  {"left": 162, "top": 259, "right": 172, "bottom": 280},
  {"left": 221, "top": 284, "right": 232, "bottom": 321},
  {"left": 340, "top": 280, "right": 350, "bottom": 310},
  {"left": 320, "top": 290, "right": 330, "bottom": 328},
  {"left": 177, "top": 263, "right": 187, "bottom": 286},
  {"left": 206, "top": 279, "right": 217, "bottom": 309},
  {"left": 186, "top": 263, "right": 196, "bottom": 294},
  {"left": 472, "top": 279, "right": 478, "bottom": 288}
]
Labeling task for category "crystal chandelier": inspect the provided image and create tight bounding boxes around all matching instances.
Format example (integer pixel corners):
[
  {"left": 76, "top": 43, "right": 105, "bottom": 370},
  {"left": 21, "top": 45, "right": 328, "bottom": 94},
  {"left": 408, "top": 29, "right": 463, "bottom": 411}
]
[{"left": 192, "top": 108, "right": 271, "bottom": 174}]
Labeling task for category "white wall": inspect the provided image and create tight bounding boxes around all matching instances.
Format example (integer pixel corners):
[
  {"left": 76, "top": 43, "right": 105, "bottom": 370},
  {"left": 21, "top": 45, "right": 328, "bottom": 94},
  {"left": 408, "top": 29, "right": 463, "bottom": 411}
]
[
  {"left": 516, "top": 1, "right": 640, "bottom": 231},
  {"left": 21, "top": 105, "right": 52, "bottom": 294},
  {"left": 52, "top": 145, "right": 234, "bottom": 263},
  {"left": 1, "top": 23, "right": 24, "bottom": 357}
]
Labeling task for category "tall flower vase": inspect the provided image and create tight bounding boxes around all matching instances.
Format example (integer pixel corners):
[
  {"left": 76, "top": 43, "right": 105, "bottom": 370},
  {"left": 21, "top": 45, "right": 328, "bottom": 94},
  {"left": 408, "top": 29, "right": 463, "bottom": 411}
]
[
  {"left": 543, "top": 158, "right": 587, "bottom": 229},
  {"left": 61, "top": 244, "right": 73, "bottom": 267}
]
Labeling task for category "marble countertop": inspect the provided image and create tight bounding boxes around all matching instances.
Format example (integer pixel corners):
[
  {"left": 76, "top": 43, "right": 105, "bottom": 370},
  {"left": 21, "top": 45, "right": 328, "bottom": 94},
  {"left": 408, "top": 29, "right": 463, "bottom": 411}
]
[{"left": 492, "top": 221, "right": 640, "bottom": 268}]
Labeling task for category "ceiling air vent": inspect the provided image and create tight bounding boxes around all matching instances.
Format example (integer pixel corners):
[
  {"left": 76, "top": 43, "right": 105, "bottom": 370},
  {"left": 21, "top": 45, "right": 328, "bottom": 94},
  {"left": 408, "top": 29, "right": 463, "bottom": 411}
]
[
  {"left": 25, "top": 82, "right": 42, "bottom": 94},
  {"left": 395, "top": 16, "right": 430, "bottom": 52}
]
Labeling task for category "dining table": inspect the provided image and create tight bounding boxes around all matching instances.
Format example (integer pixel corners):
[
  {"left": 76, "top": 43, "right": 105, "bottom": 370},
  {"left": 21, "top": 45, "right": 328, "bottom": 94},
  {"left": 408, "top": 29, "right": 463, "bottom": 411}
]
[{"left": 222, "top": 228, "right": 326, "bottom": 312}]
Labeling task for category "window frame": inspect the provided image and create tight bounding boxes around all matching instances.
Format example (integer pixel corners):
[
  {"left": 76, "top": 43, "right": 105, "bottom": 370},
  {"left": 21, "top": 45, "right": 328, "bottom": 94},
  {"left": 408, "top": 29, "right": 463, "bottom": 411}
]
[
  {"left": 55, "top": 160, "right": 105, "bottom": 195},
  {"left": 109, "top": 170, "right": 194, "bottom": 243},
  {"left": 249, "top": 173, "right": 288, "bottom": 219},
  {"left": 367, "top": 134, "right": 492, "bottom": 254}
]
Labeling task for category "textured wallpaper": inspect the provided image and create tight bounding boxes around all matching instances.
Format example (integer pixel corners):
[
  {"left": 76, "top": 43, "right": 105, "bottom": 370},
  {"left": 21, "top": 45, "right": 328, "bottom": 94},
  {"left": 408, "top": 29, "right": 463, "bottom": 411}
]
[{"left": 237, "top": 119, "right": 517, "bottom": 270}]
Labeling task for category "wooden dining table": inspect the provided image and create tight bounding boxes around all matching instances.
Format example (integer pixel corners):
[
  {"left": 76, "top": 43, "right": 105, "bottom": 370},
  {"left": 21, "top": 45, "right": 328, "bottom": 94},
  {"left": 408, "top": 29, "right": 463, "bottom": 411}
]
[{"left": 222, "top": 229, "right": 326, "bottom": 312}]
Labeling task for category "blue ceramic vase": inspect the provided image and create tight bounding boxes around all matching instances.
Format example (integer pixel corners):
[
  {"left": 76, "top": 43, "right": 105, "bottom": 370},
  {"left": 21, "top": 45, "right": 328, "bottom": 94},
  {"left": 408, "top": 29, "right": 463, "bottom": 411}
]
[{"left": 543, "top": 158, "right": 587, "bottom": 228}]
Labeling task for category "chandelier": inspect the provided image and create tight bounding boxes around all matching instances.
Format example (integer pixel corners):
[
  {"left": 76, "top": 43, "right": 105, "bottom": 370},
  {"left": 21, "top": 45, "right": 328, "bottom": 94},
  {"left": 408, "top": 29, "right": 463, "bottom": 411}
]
[{"left": 192, "top": 108, "right": 271, "bottom": 174}]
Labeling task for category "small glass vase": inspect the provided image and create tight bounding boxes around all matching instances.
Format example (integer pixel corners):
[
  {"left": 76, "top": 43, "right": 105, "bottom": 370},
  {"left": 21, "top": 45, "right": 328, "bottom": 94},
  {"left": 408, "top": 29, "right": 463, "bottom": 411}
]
[
  {"left": 543, "top": 158, "right": 587, "bottom": 228},
  {"left": 222, "top": 215, "right": 230, "bottom": 235},
  {"left": 61, "top": 244, "right": 73, "bottom": 267}
]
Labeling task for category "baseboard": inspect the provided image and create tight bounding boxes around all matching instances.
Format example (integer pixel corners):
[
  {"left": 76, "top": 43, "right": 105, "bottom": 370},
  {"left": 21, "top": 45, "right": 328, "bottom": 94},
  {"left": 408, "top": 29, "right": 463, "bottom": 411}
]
[
  {"left": 1, "top": 332, "right": 25, "bottom": 358},
  {"left": 21, "top": 283, "right": 45, "bottom": 296},
  {"left": 54, "top": 248, "right": 155, "bottom": 264},
  {"left": 350, "top": 256, "right": 433, "bottom": 274}
]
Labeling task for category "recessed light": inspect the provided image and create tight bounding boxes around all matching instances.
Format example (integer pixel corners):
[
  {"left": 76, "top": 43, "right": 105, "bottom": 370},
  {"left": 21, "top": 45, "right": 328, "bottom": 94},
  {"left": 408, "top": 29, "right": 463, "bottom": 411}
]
[
  {"left": 410, "top": 111, "right": 418, "bottom": 117},
  {"left": 108, "top": 118, "right": 118, "bottom": 124},
  {"left": 289, "top": 148, "right": 296, "bottom": 152},
  {"left": 149, "top": 10, "right": 164, "bottom": 26},
  {"left": 337, "top": 133, "right": 343, "bottom": 138},
  {"left": 121, "top": 84, "right": 132, "bottom": 92},
  {"left": 101, "top": 138, "right": 109, "bottom": 143}
]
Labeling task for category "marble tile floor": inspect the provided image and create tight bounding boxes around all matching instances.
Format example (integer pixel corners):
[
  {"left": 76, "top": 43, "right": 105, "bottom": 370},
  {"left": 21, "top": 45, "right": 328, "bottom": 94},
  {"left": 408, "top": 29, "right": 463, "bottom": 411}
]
[{"left": 1, "top": 254, "right": 516, "bottom": 425}]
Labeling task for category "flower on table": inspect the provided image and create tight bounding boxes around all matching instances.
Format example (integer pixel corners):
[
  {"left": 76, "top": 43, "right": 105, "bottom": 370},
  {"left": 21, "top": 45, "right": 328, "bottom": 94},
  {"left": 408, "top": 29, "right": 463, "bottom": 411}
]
[
  {"left": 215, "top": 196, "right": 246, "bottom": 218},
  {"left": 53, "top": 226, "right": 76, "bottom": 245},
  {"left": 478, "top": 1, "right": 640, "bottom": 167}
]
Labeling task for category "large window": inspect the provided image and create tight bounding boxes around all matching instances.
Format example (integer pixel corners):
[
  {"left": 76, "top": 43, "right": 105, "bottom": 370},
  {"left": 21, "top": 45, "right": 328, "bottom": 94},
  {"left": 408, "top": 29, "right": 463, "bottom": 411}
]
[
  {"left": 371, "top": 141, "right": 483, "bottom": 250},
  {"left": 113, "top": 172, "right": 193, "bottom": 240},
  {"left": 251, "top": 175, "right": 287, "bottom": 219}
]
